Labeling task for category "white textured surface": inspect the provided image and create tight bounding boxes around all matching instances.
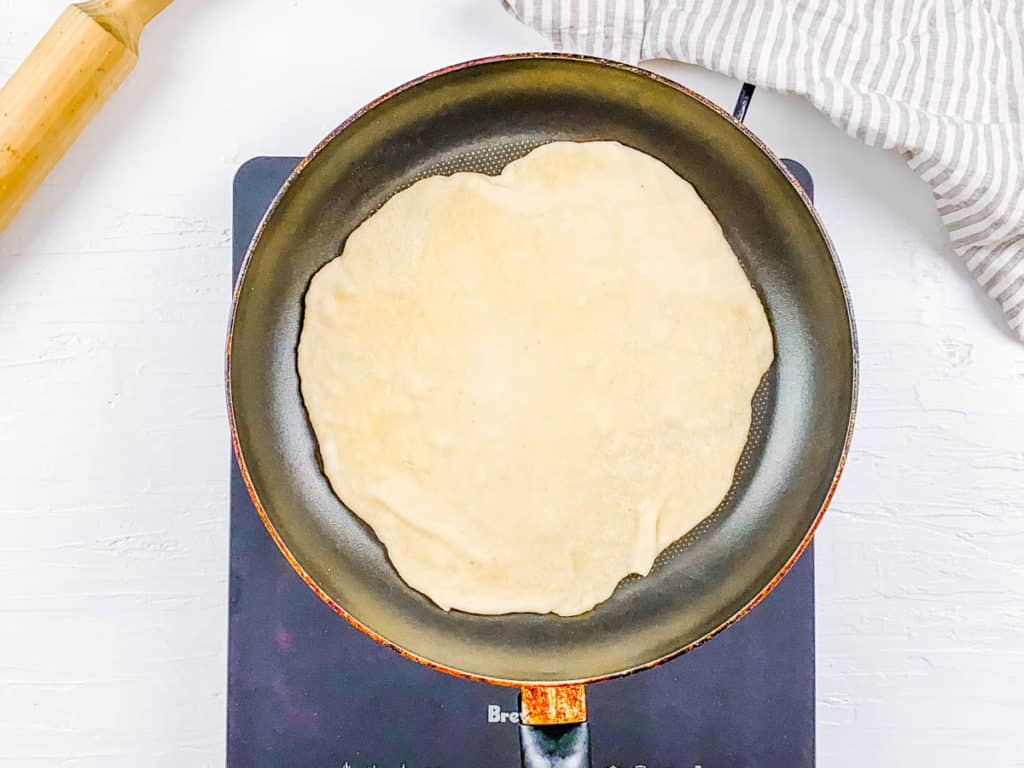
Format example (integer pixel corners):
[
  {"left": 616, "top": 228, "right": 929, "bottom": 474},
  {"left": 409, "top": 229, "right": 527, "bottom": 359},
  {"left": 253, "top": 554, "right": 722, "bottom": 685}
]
[{"left": 0, "top": 1, "right": 1021, "bottom": 766}]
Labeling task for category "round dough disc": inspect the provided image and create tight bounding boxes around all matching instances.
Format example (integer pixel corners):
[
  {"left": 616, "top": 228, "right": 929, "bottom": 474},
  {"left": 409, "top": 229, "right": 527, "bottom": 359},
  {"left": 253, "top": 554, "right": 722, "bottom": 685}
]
[{"left": 298, "top": 141, "right": 773, "bottom": 616}]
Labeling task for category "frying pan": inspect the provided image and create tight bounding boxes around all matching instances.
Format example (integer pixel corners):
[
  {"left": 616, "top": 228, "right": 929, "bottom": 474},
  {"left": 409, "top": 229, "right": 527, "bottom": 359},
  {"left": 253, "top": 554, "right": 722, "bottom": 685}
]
[{"left": 227, "top": 53, "right": 857, "bottom": 766}]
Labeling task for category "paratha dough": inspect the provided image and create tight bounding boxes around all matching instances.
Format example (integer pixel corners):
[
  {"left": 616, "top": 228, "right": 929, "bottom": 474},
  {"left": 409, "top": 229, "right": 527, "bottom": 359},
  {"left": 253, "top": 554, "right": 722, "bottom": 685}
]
[{"left": 298, "top": 141, "right": 773, "bottom": 616}]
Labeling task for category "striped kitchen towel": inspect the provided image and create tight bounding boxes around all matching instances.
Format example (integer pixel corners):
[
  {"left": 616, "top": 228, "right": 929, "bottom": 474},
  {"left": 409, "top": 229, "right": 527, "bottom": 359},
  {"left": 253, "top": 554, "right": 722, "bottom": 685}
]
[{"left": 503, "top": 0, "right": 1024, "bottom": 341}]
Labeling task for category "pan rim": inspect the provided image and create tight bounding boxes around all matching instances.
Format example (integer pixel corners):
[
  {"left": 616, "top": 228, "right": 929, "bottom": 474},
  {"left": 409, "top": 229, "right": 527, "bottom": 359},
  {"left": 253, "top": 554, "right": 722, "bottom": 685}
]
[{"left": 226, "top": 51, "right": 859, "bottom": 688}]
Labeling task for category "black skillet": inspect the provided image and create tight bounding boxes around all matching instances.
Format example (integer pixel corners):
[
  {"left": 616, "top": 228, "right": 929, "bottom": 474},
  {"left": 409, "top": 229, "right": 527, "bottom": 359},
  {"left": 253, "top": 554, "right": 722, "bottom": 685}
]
[{"left": 227, "top": 54, "right": 857, "bottom": 766}]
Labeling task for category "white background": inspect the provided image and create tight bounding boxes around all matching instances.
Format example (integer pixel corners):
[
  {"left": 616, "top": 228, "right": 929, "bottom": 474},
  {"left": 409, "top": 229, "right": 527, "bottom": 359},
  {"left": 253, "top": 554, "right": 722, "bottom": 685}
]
[{"left": 1, "top": 1, "right": 1022, "bottom": 765}]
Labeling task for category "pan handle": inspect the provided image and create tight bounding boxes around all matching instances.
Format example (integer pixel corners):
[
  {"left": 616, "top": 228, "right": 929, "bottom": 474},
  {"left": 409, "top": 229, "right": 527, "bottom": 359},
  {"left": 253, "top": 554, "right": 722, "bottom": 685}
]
[
  {"left": 518, "top": 685, "right": 591, "bottom": 768},
  {"left": 520, "top": 722, "right": 590, "bottom": 768},
  {"left": 732, "top": 82, "right": 756, "bottom": 123}
]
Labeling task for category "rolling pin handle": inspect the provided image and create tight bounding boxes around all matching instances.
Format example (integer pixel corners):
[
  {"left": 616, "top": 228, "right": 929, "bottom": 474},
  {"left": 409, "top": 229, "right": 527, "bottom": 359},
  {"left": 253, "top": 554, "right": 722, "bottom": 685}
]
[{"left": 0, "top": 1, "right": 173, "bottom": 233}]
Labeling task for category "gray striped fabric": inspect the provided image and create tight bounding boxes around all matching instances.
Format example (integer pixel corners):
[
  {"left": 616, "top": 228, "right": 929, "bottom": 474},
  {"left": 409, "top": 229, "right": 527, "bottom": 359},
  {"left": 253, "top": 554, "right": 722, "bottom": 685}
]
[{"left": 504, "top": 0, "right": 1024, "bottom": 340}]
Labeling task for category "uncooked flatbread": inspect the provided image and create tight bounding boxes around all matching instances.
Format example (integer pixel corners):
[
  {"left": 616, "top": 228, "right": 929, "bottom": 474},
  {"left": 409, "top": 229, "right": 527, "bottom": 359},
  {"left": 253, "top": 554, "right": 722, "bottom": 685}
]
[{"left": 298, "top": 141, "right": 773, "bottom": 616}]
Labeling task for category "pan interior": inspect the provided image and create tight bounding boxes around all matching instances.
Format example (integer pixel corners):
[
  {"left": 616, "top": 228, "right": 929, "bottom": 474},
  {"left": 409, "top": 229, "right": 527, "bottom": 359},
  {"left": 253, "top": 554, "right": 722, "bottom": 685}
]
[{"left": 229, "top": 57, "right": 854, "bottom": 685}]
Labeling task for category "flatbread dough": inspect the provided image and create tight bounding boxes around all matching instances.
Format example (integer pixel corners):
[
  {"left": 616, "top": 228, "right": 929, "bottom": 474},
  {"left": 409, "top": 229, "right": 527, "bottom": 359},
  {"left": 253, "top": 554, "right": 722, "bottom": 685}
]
[{"left": 298, "top": 141, "right": 773, "bottom": 616}]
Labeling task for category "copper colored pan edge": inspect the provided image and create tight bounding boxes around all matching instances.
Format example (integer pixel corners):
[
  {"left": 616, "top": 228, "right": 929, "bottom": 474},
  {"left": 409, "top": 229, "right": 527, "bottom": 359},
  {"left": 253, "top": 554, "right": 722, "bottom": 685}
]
[{"left": 225, "top": 51, "right": 859, "bottom": 688}]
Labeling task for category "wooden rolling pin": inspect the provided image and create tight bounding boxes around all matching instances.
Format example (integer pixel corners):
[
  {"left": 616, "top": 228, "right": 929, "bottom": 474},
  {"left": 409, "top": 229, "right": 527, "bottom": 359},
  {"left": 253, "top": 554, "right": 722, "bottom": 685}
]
[{"left": 0, "top": 0, "right": 173, "bottom": 233}]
